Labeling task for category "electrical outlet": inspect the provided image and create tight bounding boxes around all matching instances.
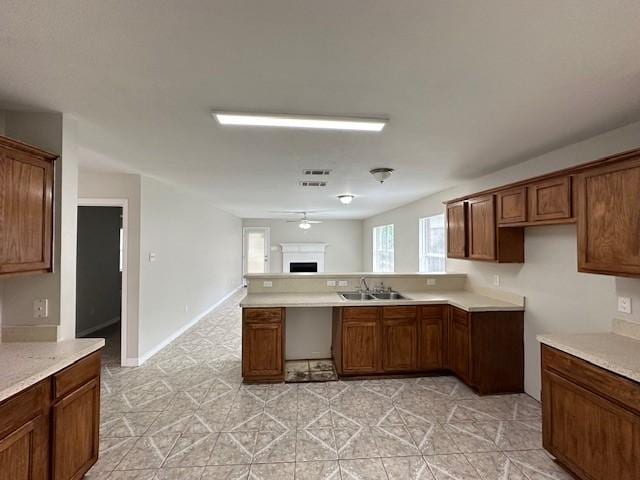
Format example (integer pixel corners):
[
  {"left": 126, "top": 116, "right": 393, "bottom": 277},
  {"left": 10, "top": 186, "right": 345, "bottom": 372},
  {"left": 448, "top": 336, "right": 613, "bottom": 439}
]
[
  {"left": 493, "top": 275, "right": 500, "bottom": 287},
  {"left": 338, "top": 280, "right": 349, "bottom": 287},
  {"left": 426, "top": 278, "right": 436, "bottom": 286},
  {"left": 263, "top": 281, "right": 273, "bottom": 288},
  {"left": 33, "top": 299, "right": 48, "bottom": 318},
  {"left": 326, "top": 280, "right": 336, "bottom": 287},
  {"left": 618, "top": 296, "right": 632, "bottom": 314}
]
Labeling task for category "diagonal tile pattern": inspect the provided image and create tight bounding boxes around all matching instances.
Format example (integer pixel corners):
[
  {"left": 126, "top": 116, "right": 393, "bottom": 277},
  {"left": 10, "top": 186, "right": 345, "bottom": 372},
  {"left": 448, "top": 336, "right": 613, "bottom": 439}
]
[{"left": 90, "top": 289, "right": 569, "bottom": 479}]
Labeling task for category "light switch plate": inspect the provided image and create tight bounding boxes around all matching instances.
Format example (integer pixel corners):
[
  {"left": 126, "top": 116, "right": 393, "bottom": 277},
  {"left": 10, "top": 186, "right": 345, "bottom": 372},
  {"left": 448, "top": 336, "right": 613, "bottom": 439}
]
[
  {"left": 326, "top": 280, "right": 336, "bottom": 287},
  {"left": 493, "top": 275, "right": 500, "bottom": 287},
  {"left": 148, "top": 252, "right": 157, "bottom": 262},
  {"left": 263, "top": 281, "right": 273, "bottom": 288},
  {"left": 618, "top": 296, "right": 632, "bottom": 314},
  {"left": 33, "top": 299, "right": 48, "bottom": 318},
  {"left": 426, "top": 278, "right": 436, "bottom": 286},
  {"left": 338, "top": 280, "right": 349, "bottom": 287}
]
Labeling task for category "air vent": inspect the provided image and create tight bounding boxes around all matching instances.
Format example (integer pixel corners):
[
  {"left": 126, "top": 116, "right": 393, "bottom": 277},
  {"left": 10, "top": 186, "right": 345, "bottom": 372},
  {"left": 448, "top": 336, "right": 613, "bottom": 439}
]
[
  {"left": 303, "top": 169, "right": 332, "bottom": 176},
  {"left": 299, "top": 180, "right": 328, "bottom": 187}
]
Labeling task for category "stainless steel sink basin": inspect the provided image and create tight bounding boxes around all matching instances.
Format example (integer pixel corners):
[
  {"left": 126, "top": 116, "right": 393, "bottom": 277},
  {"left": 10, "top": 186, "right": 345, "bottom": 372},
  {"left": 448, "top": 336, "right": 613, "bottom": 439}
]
[
  {"left": 372, "top": 291, "right": 407, "bottom": 300},
  {"left": 340, "top": 292, "right": 376, "bottom": 301}
]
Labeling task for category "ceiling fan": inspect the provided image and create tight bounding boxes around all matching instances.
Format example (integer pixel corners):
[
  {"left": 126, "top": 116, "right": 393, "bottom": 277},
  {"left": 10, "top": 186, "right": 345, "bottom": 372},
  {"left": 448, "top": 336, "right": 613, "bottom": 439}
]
[{"left": 284, "top": 212, "right": 323, "bottom": 230}]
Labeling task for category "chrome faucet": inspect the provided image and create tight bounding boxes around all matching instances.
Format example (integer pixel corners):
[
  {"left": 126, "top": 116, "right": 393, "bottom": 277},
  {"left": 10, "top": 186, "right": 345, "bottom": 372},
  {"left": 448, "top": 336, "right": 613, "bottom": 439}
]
[{"left": 360, "top": 276, "right": 370, "bottom": 293}]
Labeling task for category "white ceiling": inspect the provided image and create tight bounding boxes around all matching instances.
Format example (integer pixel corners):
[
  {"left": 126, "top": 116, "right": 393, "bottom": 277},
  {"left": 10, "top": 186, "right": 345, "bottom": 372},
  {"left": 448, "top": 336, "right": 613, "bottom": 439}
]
[{"left": 1, "top": 1, "right": 640, "bottom": 219}]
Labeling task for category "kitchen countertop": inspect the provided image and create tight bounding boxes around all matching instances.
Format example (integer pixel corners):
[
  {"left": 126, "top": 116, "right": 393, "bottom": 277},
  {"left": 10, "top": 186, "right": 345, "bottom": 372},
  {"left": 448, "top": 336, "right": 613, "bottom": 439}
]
[
  {"left": 245, "top": 272, "right": 467, "bottom": 279},
  {"left": 538, "top": 332, "right": 640, "bottom": 384},
  {"left": 240, "top": 290, "right": 524, "bottom": 312},
  {"left": 0, "top": 338, "right": 105, "bottom": 403}
]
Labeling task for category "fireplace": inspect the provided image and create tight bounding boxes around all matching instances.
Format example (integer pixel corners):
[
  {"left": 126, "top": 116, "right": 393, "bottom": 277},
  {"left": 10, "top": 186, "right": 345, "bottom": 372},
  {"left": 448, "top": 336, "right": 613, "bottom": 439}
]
[
  {"left": 289, "top": 262, "right": 318, "bottom": 273},
  {"left": 281, "top": 243, "right": 328, "bottom": 272}
]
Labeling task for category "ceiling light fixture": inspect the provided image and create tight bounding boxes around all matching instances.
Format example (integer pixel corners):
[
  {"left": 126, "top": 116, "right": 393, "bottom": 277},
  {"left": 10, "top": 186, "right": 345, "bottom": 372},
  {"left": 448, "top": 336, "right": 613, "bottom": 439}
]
[
  {"left": 298, "top": 221, "right": 312, "bottom": 230},
  {"left": 212, "top": 111, "right": 387, "bottom": 132},
  {"left": 337, "top": 194, "right": 355, "bottom": 204},
  {"left": 370, "top": 168, "right": 394, "bottom": 183}
]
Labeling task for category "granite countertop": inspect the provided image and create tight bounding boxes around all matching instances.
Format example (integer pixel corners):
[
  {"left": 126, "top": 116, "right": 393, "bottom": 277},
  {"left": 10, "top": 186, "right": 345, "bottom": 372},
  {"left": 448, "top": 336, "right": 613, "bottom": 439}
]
[
  {"left": 538, "top": 332, "right": 640, "bottom": 383},
  {"left": 244, "top": 272, "right": 467, "bottom": 279},
  {"left": 240, "top": 290, "right": 524, "bottom": 312},
  {"left": 0, "top": 338, "right": 105, "bottom": 403}
]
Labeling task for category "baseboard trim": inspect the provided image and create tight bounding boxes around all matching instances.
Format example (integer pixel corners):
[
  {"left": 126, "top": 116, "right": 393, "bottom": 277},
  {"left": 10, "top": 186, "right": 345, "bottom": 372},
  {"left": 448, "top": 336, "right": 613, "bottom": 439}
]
[
  {"left": 134, "top": 285, "right": 243, "bottom": 366},
  {"left": 76, "top": 317, "right": 121, "bottom": 338}
]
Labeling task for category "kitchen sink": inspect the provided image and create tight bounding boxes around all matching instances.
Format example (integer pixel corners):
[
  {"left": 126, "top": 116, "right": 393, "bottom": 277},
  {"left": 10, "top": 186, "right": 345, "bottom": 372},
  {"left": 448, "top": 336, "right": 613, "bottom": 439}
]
[
  {"left": 340, "top": 292, "right": 376, "bottom": 301},
  {"left": 372, "top": 291, "right": 407, "bottom": 300}
]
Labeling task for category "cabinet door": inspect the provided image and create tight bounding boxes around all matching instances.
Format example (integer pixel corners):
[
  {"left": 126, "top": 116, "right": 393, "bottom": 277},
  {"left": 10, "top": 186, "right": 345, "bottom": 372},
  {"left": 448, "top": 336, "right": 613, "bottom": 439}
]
[
  {"left": 446, "top": 201, "right": 467, "bottom": 258},
  {"left": 0, "top": 146, "right": 54, "bottom": 275},
  {"left": 418, "top": 306, "right": 444, "bottom": 370},
  {"left": 52, "top": 378, "right": 100, "bottom": 480},
  {"left": 242, "top": 322, "right": 283, "bottom": 380},
  {"left": 543, "top": 370, "right": 640, "bottom": 480},
  {"left": 382, "top": 318, "right": 417, "bottom": 372},
  {"left": 497, "top": 187, "right": 527, "bottom": 225},
  {"left": 528, "top": 176, "right": 572, "bottom": 223},
  {"left": 0, "top": 416, "right": 48, "bottom": 480},
  {"left": 577, "top": 156, "right": 640, "bottom": 276},
  {"left": 467, "top": 195, "right": 496, "bottom": 261},
  {"left": 448, "top": 309, "right": 470, "bottom": 382},
  {"left": 342, "top": 320, "right": 380, "bottom": 374}
]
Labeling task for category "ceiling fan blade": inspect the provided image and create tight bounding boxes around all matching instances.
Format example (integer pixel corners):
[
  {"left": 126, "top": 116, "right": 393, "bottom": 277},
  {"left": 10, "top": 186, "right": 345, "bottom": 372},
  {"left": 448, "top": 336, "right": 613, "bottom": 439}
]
[{"left": 307, "top": 220, "right": 323, "bottom": 223}]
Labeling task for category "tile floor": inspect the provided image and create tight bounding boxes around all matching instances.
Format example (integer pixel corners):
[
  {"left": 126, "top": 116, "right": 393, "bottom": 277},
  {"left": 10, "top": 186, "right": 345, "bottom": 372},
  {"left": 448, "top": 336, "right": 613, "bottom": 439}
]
[
  {"left": 285, "top": 359, "right": 338, "bottom": 383},
  {"left": 88, "top": 289, "right": 573, "bottom": 480}
]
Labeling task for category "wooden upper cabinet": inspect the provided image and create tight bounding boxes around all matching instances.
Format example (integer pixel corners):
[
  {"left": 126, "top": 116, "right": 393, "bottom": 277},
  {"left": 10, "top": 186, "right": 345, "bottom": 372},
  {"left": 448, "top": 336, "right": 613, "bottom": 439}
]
[
  {"left": 577, "top": 155, "right": 640, "bottom": 277},
  {"left": 446, "top": 201, "right": 467, "bottom": 258},
  {"left": 497, "top": 186, "right": 527, "bottom": 225},
  {"left": 0, "top": 136, "right": 56, "bottom": 277},
  {"left": 467, "top": 195, "right": 496, "bottom": 261},
  {"left": 528, "top": 176, "right": 572, "bottom": 223}
]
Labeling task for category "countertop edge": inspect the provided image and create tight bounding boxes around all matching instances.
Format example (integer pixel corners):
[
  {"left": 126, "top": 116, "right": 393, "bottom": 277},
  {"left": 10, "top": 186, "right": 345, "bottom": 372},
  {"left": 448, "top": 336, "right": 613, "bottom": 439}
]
[
  {"left": 537, "top": 334, "right": 640, "bottom": 384},
  {"left": 0, "top": 338, "right": 105, "bottom": 403}
]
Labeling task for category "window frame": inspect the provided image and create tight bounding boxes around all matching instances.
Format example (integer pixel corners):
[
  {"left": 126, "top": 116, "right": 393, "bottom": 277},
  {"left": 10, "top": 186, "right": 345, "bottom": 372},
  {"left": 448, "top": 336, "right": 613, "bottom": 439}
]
[
  {"left": 418, "top": 213, "right": 446, "bottom": 273},
  {"left": 372, "top": 223, "right": 395, "bottom": 273}
]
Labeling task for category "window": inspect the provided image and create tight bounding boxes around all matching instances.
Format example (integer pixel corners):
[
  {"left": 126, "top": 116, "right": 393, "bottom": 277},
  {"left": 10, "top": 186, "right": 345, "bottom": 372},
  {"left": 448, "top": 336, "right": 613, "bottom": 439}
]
[
  {"left": 419, "top": 214, "right": 445, "bottom": 273},
  {"left": 373, "top": 224, "right": 394, "bottom": 272}
]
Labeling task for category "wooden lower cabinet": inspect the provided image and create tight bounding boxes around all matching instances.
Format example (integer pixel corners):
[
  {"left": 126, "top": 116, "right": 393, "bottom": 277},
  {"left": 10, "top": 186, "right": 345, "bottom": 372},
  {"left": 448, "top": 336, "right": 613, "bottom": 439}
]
[
  {"left": 0, "top": 350, "right": 101, "bottom": 480},
  {"left": 448, "top": 308, "right": 471, "bottom": 383},
  {"left": 242, "top": 308, "right": 285, "bottom": 381},
  {"left": 343, "top": 319, "right": 380, "bottom": 374},
  {"left": 382, "top": 307, "right": 417, "bottom": 372},
  {"left": 418, "top": 306, "right": 445, "bottom": 370},
  {"left": 542, "top": 345, "right": 640, "bottom": 479}
]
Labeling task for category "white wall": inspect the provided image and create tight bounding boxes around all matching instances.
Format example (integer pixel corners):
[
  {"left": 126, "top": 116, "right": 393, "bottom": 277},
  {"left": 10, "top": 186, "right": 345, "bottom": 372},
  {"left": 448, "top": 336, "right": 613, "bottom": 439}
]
[
  {"left": 78, "top": 171, "right": 142, "bottom": 360},
  {"left": 138, "top": 177, "right": 242, "bottom": 359},
  {"left": 363, "top": 120, "right": 640, "bottom": 400},
  {"left": 242, "top": 219, "right": 363, "bottom": 273}
]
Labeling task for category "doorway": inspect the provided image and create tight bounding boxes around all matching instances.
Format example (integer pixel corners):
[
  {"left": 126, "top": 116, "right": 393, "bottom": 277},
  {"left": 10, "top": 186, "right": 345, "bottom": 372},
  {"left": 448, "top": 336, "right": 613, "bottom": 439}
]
[
  {"left": 76, "top": 199, "right": 128, "bottom": 366},
  {"left": 243, "top": 227, "right": 271, "bottom": 280}
]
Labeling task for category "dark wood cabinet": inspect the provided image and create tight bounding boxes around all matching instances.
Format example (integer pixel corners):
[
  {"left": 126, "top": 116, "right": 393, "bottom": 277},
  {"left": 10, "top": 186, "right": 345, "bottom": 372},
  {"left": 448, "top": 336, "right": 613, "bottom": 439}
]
[
  {"left": 577, "top": 154, "right": 640, "bottom": 277},
  {"left": 0, "top": 136, "right": 56, "bottom": 277},
  {"left": 382, "top": 307, "right": 417, "bottom": 372},
  {"left": 0, "top": 350, "right": 101, "bottom": 480},
  {"left": 418, "top": 306, "right": 445, "bottom": 370},
  {"left": 242, "top": 308, "right": 285, "bottom": 382},
  {"left": 446, "top": 201, "right": 467, "bottom": 258},
  {"left": 467, "top": 195, "right": 496, "bottom": 261},
  {"left": 448, "top": 307, "right": 471, "bottom": 382},
  {"left": 342, "top": 319, "right": 380, "bottom": 374},
  {"left": 497, "top": 186, "right": 527, "bottom": 225},
  {"left": 528, "top": 176, "right": 572, "bottom": 223},
  {"left": 542, "top": 345, "right": 640, "bottom": 480}
]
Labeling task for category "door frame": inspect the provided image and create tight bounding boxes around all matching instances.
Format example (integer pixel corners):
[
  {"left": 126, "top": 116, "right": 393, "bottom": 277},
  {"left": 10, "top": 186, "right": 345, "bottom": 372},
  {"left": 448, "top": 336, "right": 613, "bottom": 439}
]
[
  {"left": 77, "top": 198, "right": 129, "bottom": 367},
  {"left": 242, "top": 227, "right": 271, "bottom": 280}
]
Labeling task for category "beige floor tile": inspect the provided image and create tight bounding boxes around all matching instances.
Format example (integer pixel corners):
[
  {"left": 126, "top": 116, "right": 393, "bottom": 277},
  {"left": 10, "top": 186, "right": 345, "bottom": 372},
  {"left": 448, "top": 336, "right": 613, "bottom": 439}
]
[
  {"left": 295, "top": 460, "right": 341, "bottom": 480},
  {"left": 382, "top": 455, "right": 435, "bottom": 480}
]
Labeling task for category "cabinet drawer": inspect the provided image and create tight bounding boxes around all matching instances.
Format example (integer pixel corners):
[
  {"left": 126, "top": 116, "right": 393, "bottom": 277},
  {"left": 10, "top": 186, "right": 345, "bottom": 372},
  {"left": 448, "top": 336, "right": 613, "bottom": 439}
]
[
  {"left": 451, "top": 307, "right": 469, "bottom": 327},
  {"left": 54, "top": 350, "right": 101, "bottom": 400},
  {"left": 0, "top": 379, "right": 50, "bottom": 438},
  {"left": 343, "top": 307, "right": 379, "bottom": 321},
  {"left": 542, "top": 345, "right": 640, "bottom": 415},
  {"left": 243, "top": 308, "right": 282, "bottom": 323},
  {"left": 383, "top": 306, "right": 417, "bottom": 319},
  {"left": 420, "top": 305, "right": 443, "bottom": 319}
]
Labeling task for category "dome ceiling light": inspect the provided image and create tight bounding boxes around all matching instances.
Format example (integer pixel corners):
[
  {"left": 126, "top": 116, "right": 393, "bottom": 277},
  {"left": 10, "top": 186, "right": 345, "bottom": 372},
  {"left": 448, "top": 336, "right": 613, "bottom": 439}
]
[
  {"left": 370, "top": 168, "right": 394, "bottom": 184},
  {"left": 337, "top": 194, "right": 355, "bottom": 204}
]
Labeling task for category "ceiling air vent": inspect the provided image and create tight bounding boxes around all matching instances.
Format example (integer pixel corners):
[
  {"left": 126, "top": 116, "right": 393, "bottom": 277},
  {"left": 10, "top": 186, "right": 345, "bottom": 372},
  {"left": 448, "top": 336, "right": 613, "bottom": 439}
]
[
  {"left": 299, "top": 180, "right": 328, "bottom": 187},
  {"left": 303, "top": 169, "right": 332, "bottom": 176}
]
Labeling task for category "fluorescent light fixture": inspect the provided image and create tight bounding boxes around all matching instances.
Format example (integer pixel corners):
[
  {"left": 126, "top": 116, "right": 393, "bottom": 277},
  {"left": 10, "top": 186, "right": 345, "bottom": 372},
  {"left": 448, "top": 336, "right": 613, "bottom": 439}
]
[
  {"left": 299, "top": 221, "right": 312, "bottom": 230},
  {"left": 212, "top": 111, "right": 387, "bottom": 132},
  {"left": 337, "top": 194, "right": 355, "bottom": 204}
]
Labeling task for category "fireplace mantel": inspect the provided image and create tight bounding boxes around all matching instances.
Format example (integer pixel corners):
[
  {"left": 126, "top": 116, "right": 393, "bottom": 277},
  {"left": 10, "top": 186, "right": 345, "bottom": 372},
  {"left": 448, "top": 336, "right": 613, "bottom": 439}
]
[{"left": 280, "top": 243, "right": 328, "bottom": 272}]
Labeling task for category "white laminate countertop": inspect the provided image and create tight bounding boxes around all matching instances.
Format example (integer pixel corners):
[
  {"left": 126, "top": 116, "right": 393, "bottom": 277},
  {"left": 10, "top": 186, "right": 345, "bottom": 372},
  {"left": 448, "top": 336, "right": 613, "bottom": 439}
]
[
  {"left": 0, "top": 338, "right": 105, "bottom": 403},
  {"left": 240, "top": 290, "right": 524, "bottom": 312},
  {"left": 537, "top": 332, "right": 640, "bottom": 384}
]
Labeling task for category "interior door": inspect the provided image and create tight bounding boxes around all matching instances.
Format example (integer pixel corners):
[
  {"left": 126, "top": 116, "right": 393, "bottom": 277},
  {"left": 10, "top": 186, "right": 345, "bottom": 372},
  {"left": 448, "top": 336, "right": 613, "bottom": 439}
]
[{"left": 243, "top": 227, "right": 270, "bottom": 276}]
